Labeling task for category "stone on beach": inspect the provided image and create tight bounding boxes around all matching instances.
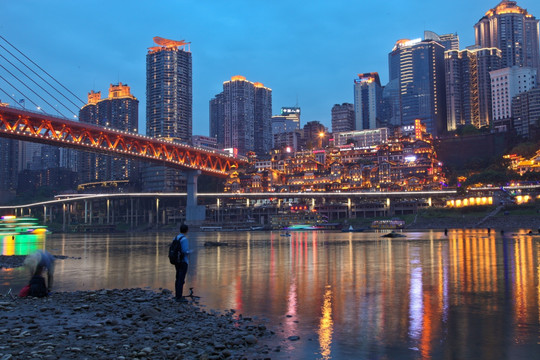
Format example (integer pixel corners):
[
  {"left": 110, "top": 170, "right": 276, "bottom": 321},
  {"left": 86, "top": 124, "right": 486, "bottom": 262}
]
[{"left": 0, "top": 288, "right": 274, "bottom": 359}]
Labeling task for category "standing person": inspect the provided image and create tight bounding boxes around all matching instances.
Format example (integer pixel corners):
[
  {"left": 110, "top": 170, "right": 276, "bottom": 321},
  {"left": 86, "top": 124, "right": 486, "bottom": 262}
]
[{"left": 170, "top": 224, "right": 191, "bottom": 302}]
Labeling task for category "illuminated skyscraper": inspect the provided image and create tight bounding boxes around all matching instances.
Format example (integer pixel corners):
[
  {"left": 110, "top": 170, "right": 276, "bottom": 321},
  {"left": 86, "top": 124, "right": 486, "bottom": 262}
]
[
  {"left": 144, "top": 37, "right": 192, "bottom": 192},
  {"left": 217, "top": 75, "right": 272, "bottom": 155},
  {"left": 475, "top": 1, "right": 540, "bottom": 72},
  {"left": 79, "top": 83, "right": 139, "bottom": 183},
  {"left": 445, "top": 47, "right": 502, "bottom": 130},
  {"left": 389, "top": 39, "right": 447, "bottom": 136},
  {"left": 353, "top": 73, "right": 382, "bottom": 130}
]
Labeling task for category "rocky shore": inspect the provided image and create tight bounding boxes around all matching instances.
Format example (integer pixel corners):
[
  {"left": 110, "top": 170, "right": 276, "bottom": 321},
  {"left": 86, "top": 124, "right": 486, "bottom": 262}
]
[{"left": 0, "top": 288, "right": 278, "bottom": 360}]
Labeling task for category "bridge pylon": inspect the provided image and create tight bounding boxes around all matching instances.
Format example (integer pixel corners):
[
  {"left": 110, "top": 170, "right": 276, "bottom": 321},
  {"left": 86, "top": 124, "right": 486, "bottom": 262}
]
[{"left": 186, "top": 170, "right": 206, "bottom": 224}]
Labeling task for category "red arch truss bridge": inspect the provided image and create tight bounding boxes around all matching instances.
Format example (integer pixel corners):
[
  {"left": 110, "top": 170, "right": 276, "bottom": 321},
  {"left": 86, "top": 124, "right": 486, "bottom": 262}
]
[{"left": 0, "top": 106, "right": 247, "bottom": 177}]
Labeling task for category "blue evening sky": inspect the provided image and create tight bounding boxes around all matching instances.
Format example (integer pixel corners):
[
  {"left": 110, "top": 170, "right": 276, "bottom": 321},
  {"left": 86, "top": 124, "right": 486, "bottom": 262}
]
[{"left": 1, "top": 0, "right": 539, "bottom": 136}]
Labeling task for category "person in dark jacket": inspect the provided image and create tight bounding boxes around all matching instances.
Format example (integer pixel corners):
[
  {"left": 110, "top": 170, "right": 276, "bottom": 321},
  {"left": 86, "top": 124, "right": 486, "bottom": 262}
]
[{"left": 173, "top": 224, "right": 192, "bottom": 302}]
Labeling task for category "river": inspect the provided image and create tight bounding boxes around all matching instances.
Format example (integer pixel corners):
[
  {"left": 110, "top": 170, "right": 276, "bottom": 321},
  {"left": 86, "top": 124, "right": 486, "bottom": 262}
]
[{"left": 1, "top": 229, "right": 539, "bottom": 359}]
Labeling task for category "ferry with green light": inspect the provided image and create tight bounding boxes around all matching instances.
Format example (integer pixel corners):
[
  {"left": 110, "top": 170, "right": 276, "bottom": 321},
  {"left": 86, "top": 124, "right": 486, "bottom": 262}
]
[{"left": 0, "top": 216, "right": 49, "bottom": 235}]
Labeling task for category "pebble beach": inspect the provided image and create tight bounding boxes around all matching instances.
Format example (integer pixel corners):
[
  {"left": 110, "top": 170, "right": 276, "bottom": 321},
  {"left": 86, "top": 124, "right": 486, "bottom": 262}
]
[{"left": 0, "top": 288, "right": 278, "bottom": 360}]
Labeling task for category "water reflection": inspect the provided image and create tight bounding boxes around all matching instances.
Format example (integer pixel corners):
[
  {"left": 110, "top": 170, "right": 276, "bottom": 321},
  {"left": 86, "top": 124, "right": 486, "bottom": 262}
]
[
  {"left": 1, "top": 234, "right": 44, "bottom": 255},
  {"left": 0, "top": 229, "right": 538, "bottom": 359}
]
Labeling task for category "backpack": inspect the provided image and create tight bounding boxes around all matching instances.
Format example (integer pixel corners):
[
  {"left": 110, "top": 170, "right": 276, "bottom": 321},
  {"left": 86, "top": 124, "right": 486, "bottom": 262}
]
[
  {"left": 168, "top": 235, "right": 185, "bottom": 265},
  {"left": 28, "top": 275, "right": 48, "bottom": 297}
]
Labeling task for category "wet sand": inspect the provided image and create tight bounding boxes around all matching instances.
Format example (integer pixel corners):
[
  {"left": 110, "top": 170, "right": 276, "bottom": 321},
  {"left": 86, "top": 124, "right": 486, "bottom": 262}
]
[{"left": 0, "top": 288, "right": 278, "bottom": 360}]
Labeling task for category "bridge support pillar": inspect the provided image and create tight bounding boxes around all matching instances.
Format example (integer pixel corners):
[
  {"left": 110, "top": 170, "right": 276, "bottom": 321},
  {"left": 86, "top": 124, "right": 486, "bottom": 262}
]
[
  {"left": 43, "top": 206, "right": 47, "bottom": 224},
  {"left": 84, "top": 201, "right": 88, "bottom": 224},
  {"left": 186, "top": 170, "right": 205, "bottom": 224},
  {"left": 347, "top": 198, "right": 352, "bottom": 218}
]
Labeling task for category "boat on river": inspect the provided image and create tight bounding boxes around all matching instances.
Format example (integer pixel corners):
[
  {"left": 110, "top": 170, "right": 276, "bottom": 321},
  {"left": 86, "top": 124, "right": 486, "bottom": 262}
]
[
  {"left": 371, "top": 219, "right": 405, "bottom": 230},
  {"left": 0, "top": 216, "right": 49, "bottom": 235},
  {"left": 341, "top": 225, "right": 366, "bottom": 232}
]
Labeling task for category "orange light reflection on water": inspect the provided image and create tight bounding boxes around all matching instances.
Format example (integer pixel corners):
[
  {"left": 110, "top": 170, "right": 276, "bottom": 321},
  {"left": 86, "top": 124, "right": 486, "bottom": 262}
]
[{"left": 318, "top": 286, "right": 333, "bottom": 359}]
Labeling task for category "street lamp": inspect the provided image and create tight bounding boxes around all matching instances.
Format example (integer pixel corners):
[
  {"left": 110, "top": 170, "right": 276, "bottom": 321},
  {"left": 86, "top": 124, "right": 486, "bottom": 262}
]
[{"left": 318, "top": 131, "right": 325, "bottom": 148}]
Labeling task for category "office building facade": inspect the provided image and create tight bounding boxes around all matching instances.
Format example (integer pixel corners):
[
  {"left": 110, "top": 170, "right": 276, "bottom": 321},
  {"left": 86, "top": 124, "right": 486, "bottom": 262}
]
[
  {"left": 209, "top": 92, "right": 225, "bottom": 148},
  {"left": 490, "top": 66, "right": 537, "bottom": 131},
  {"left": 475, "top": 1, "right": 540, "bottom": 72},
  {"left": 144, "top": 37, "right": 192, "bottom": 192},
  {"left": 353, "top": 73, "right": 382, "bottom": 130},
  {"left": 331, "top": 103, "right": 355, "bottom": 133},
  {"left": 79, "top": 83, "right": 139, "bottom": 183},
  {"left": 214, "top": 75, "right": 272, "bottom": 155},
  {"left": 389, "top": 39, "right": 447, "bottom": 136},
  {"left": 512, "top": 86, "right": 540, "bottom": 138},
  {"left": 445, "top": 47, "right": 502, "bottom": 130}
]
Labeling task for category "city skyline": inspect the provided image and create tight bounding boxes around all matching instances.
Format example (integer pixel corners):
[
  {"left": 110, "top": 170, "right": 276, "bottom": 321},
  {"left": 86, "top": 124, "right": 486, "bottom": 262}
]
[{"left": 2, "top": 0, "right": 540, "bottom": 136}]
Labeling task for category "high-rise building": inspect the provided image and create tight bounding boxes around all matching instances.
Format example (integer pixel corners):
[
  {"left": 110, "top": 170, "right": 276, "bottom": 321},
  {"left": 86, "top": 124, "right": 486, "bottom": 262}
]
[
  {"left": 254, "top": 82, "right": 273, "bottom": 154},
  {"left": 144, "top": 37, "right": 192, "bottom": 192},
  {"left": 475, "top": 1, "right": 540, "bottom": 72},
  {"left": 79, "top": 83, "right": 139, "bottom": 183},
  {"left": 512, "top": 86, "right": 540, "bottom": 138},
  {"left": 331, "top": 103, "right": 355, "bottom": 133},
  {"left": 389, "top": 39, "right": 447, "bottom": 136},
  {"left": 445, "top": 47, "right": 502, "bottom": 130},
  {"left": 490, "top": 66, "right": 537, "bottom": 131},
  {"left": 0, "top": 138, "right": 19, "bottom": 202},
  {"left": 271, "top": 107, "right": 301, "bottom": 150},
  {"left": 424, "top": 31, "right": 460, "bottom": 51},
  {"left": 353, "top": 73, "right": 382, "bottom": 130},
  {"left": 302, "top": 121, "right": 327, "bottom": 149},
  {"left": 216, "top": 75, "right": 272, "bottom": 155},
  {"left": 209, "top": 92, "right": 225, "bottom": 148},
  {"left": 380, "top": 79, "right": 401, "bottom": 128}
]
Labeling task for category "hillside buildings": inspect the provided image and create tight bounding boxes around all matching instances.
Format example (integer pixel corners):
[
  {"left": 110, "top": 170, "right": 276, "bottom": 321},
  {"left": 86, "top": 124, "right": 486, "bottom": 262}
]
[{"left": 226, "top": 121, "right": 442, "bottom": 193}]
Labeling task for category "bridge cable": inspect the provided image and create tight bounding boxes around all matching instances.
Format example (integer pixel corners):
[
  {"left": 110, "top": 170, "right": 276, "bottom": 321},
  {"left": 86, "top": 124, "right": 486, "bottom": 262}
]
[
  {"left": 0, "top": 36, "right": 85, "bottom": 106},
  {"left": 0, "top": 51, "right": 77, "bottom": 118},
  {"left": 0, "top": 73, "right": 44, "bottom": 113},
  {"left": 0, "top": 41, "right": 83, "bottom": 111},
  {"left": 0, "top": 87, "right": 26, "bottom": 110},
  {"left": 0, "top": 65, "right": 65, "bottom": 117}
]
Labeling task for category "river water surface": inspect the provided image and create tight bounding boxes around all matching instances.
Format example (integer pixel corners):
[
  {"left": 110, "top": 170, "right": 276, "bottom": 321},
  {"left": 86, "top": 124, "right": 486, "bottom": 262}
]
[{"left": 1, "top": 229, "right": 539, "bottom": 359}]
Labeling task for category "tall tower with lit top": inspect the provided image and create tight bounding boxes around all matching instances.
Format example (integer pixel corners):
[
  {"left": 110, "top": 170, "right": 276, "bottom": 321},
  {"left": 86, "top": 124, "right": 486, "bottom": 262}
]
[
  {"left": 217, "top": 75, "right": 272, "bottom": 155},
  {"left": 144, "top": 37, "right": 192, "bottom": 192},
  {"left": 353, "top": 73, "right": 382, "bottom": 130},
  {"left": 146, "top": 37, "right": 192, "bottom": 141},
  {"left": 79, "top": 83, "right": 139, "bottom": 183},
  {"left": 475, "top": 1, "right": 540, "bottom": 72}
]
